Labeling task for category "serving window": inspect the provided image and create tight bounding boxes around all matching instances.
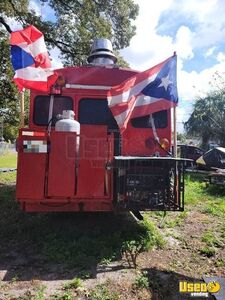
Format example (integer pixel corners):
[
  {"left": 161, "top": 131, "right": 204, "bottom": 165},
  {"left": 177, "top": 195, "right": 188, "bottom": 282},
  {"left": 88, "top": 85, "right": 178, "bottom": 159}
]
[{"left": 33, "top": 96, "right": 73, "bottom": 126}]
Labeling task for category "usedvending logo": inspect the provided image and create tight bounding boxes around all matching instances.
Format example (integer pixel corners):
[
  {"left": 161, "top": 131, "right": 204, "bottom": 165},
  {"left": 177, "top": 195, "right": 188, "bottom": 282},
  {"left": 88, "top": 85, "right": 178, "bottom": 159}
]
[{"left": 179, "top": 280, "right": 221, "bottom": 297}]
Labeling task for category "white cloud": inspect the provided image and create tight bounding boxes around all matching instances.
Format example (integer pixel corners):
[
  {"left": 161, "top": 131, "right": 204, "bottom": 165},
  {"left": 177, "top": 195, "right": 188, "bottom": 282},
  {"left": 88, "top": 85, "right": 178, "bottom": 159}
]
[
  {"left": 120, "top": 0, "right": 175, "bottom": 70},
  {"left": 120, "top": 0, "right": 225, "bottom": 131},
  {"left": 29, "top": 0, "right": 41, "bottom": 16},
  {"left": 175, "top": 0, "right": 218, "bottom": 23},
  {"left": 205, "top": 46, "right": 217, "bottom": 58},
  {"left": 49, "top": 48, "right": 63, "bottom": 69},
  {"left": 217, "top": 52, "right": 225, "bottom": 63},
  {"left": 175, "top": 26, "right": 194, "bottom": 60},
  {"left": 5, "top": 17, "right": 23, "bottom": 31}
]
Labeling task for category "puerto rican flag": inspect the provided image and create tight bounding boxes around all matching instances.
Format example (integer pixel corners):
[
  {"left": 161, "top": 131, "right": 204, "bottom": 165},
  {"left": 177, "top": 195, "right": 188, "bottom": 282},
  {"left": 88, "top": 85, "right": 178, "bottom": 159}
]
[
  {"left": 10, "top": 25, "right": 57, "bottom": 92},
  {"left": 107, "top": 55, "right": 178, "bottom": 132}
]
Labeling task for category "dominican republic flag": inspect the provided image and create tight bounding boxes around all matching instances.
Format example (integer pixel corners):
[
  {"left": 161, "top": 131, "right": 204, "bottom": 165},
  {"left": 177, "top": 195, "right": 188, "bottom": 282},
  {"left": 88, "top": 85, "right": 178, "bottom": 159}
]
[
  {"left": 10, "top": 25, "right": 57, "bottom": 92},
  {"left": 107, "top": 55, "right": 178, "bottom": 132}
]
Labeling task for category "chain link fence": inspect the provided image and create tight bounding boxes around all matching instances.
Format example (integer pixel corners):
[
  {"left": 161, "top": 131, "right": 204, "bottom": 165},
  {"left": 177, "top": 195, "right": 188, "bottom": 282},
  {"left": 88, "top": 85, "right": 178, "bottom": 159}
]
[{"left": 0, "top": 142, "right": 16, "bottom": 156}]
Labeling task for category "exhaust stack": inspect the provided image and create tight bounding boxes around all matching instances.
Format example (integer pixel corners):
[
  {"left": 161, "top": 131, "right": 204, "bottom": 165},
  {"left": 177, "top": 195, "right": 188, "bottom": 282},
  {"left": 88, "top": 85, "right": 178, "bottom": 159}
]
[{"left": 87, "top": 38, "right": 117, "bottom": 66}]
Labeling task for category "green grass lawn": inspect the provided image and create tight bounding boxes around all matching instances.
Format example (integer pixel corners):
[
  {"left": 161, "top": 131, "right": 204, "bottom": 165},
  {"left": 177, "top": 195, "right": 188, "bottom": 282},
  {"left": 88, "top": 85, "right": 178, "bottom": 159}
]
[
  {"left": 185, "top": 174, "right": 225, "bottom": 217},
  {"left": 0, "top": 152, "right": 17, "bottom": 168}
]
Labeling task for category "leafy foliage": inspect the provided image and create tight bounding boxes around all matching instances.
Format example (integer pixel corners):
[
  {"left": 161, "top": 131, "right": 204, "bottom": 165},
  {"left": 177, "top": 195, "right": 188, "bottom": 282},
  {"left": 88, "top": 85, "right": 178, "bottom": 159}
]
[
  {"left": 185, "top": 77, "right": 225, "bottom": 149},
  {"left": 121, "top": 219, "right": 165, "bottom": 268},
  {"left": 0, "top": 0, "right": 139, "bottom": 141},
  {"left": 133, "top": 271, "right": 149, "bottom": 289},
  {"left": 44, "top": 0, "right": 138, "bottom": 65}
]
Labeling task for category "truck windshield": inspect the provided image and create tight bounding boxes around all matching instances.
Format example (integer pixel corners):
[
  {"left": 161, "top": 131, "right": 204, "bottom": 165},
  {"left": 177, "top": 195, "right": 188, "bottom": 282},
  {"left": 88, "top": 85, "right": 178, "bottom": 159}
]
[
  {"left": 131, "top": 110, "right": 168, "bottom": 128},
  {"left": 33, "top": 96, "right": 73, "bottom": 126},
  {"left": 79, "top": 98, "right": 118, "bottom": 130}
]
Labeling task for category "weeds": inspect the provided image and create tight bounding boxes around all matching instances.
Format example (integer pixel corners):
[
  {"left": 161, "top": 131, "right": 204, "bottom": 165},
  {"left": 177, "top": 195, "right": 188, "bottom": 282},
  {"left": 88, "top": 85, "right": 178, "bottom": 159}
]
[
  {"left": 63, "top": 277, "right": 82, "bottom": 290},
  {"left": 89, "top": 283, "right": 119, "bottom": 300},
  {"left": 201, "top": 231, "right": 224, "bottom": 248},
  {"left": 11, "top": 274, "right": 20, "bottom": 283},
  {"left": 202, "top": 202, "right": 225, "bottom": 217},
  {"left": 133, "top": 271, "right": 149, "bottom": 289},
  {"left": 34, "top": 284, "right": 46, "bottom": 300},
  {"left": 0, "top": 171, "right": 16, "bottom": 184},
  {"left": 200, "top": 246, "right": 216, "bottom": 257},
  {"left": 51, "top": 291, "right": 73, "bottom": 300},
  {"left": 215, "top": 258, "right": 225, "bottom": 267},
  {"left": 122, "top": 240, "right": 144, "bottom": 269},
  {"left": 121, "top": 219, "right": 165, "bottom": 268},
  {"left": 162, "top": 212, "right": 187, "bottom": 228}
]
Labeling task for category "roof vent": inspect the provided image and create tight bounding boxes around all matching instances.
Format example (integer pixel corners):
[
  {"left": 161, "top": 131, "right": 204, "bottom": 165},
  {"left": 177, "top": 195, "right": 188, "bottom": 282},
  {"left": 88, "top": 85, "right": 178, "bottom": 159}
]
[{"left": 87, "top": 38, "right": 117, "bottom": 66}]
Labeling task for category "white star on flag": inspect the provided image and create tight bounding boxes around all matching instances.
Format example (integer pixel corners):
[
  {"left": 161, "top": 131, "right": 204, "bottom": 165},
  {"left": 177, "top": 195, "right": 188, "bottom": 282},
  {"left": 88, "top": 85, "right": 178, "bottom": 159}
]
[{"left": 158, "top": 75, "right": 172, "bottom": 90}]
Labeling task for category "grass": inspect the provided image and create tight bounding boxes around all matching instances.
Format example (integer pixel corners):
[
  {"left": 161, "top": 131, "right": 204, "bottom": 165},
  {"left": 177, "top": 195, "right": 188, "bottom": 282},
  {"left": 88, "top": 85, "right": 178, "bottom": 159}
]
[
  {"left": 1, "top": 171, "right": 223, "bottom": 272},
  {"left": 200, "top": 246, "right": 216, "bottom": 257},
  {"left": 161, "top": 211, "right": 187, "bottom": 228},
  {"left": 0, "top": 171, "right": 164, "bottom": 273},
  {"left": 185, "top": 174, "right": 225, "bottom": 218},
  {"left": 63, "top": 278, "right": 82, "bottom": 290},
  {"left": 34, "top": 284, "right": 46, "bottom": 300},
  {"left": 51, "top": 291, "right": 73, "bottom": 300},
  {"left": 201, "top": 230, "right": 224, "bottom": 248},
  {"left": 0, "top": 152, "right": 17, "bottom": 184},
  {"left": 0, "top": 171, "right": 16, "bottom": 184},
  {"left": 89, "top": 282, "right": 119, "bottom": 300},
  {"left": 183, "top": 174, "right": 225, "bottom": 258},
  {"left": 0, "top": 152, "right": 17, "bottom": 168},
  {"left": 1, "top": 168, "right": 225, "bottom": 299},
  {"left": 133, "top": 271, "right": 149, "bottom": 289},
  {"left": 185, "top": 174, "right": 207, "bottom": 205}
]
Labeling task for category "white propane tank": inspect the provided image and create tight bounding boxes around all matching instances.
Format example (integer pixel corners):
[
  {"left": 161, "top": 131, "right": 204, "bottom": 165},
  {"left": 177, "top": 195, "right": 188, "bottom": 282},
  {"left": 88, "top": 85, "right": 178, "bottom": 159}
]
[{"left": 55, "top": 110, "right": 80, "bottom": 152}]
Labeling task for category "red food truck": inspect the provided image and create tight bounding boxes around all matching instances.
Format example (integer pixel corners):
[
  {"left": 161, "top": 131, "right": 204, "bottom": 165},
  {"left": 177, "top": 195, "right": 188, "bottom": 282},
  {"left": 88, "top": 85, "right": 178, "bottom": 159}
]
[{"left": 16, "top": 39, "right": 185, "bottom": 215}]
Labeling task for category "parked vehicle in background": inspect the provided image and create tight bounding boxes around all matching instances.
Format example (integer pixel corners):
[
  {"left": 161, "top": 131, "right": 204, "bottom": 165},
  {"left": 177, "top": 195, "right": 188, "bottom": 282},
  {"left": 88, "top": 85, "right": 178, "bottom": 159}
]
[
  {"left": 177, "top": 144, "right": 204, "bottom": 167},
  {"left": 196, "top": 147, "right": 225, "bottom": 169},
  {"left": 208, "top": 143, "right": 219, "bottom": 150}
]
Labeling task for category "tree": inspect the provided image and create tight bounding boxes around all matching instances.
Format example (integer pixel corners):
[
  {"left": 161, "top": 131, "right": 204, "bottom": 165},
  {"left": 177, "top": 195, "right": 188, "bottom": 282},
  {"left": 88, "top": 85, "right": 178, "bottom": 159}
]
[
  {"left": 184, "top": 90, "right": 225, "bottom": 149},
  {"left": 1, "top": 0, "right": 138, "bottom": 65},
  {"left": 177, "top": 132, "right": 186, "bottom": 143},
  {"left": 0, "top": 0, "right": 139, "bottom": 141}
]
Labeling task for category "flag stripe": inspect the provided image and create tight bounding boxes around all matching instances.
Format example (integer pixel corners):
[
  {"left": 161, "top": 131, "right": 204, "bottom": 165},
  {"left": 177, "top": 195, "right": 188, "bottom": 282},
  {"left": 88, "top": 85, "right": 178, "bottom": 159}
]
[
  {"left": 108, "top": 74, "right": 157, "bottom": 107},
  {"left": 10, "top": 25, "right": 57, "bottom": 92},
  {"left": 14, "top": 67, "right": 55, "bottom": 81},
  {"left": 115, "top": 99, "right": 176, "bottom": 129},
  {"left": 107, "top": 55, "right": 178, "bottom": 132},
  {"left": 21, "top": 36, "right": 48, "bottom": 57},
  {"left": 14, "top": 72, "right": 57, "bottom": 92},
  {"left": 10, "top": 25, "right": 42, "bottom": 46},
  {"left": 108, "top": 57, "right": 170, "bottom": 97}
]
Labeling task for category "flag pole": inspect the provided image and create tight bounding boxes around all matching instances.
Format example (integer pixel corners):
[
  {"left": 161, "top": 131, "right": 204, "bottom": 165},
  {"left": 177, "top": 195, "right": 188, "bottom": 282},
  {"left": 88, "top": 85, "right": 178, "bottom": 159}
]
[
  {"left": 173, "top": 51, "right": 177, "bottom": 158},
  {"left": 173, "top": 105, "right": 177, "bottom": 157},
  {"left": 20, "top": 91, "right": 25, "bottom": 128}
]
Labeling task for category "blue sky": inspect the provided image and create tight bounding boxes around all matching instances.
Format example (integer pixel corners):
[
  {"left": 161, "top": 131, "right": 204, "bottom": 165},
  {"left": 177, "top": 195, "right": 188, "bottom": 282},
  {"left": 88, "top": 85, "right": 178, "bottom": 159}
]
[
  {"left": 13, "top": 0, "right": 225, "bottom": 131},
  {"left": 119, "top": 0, "right": 225, "bottom": 131}
]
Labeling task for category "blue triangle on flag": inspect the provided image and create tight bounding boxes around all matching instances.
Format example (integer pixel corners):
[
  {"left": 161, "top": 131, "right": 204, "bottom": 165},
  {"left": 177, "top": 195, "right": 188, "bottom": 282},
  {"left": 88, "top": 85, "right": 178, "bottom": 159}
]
[
  {"left": 141, "top": 57, "right": 178, "bottom": 104},
  {"left": 10, "top": 45, "right": 35, "bottom": 70}
]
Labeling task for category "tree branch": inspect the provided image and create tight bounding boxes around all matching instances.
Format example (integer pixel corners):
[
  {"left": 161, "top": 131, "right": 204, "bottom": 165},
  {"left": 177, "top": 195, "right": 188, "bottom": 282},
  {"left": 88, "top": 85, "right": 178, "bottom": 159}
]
[{"left": 0, "top": 16, "right": 12, "bottom": 33}]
